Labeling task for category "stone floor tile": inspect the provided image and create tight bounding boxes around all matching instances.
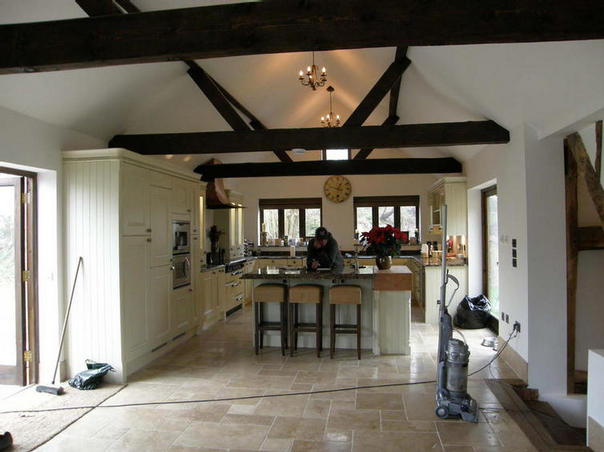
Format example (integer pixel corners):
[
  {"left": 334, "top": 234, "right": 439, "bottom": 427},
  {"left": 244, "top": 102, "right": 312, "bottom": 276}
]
[
  {"left": 327, "top": 409, "right": 380, "bottom": 431},
  {"left": 436, "top": 422, "right": 501, "bottom": 447},
  {"left": 268, "top": 416, "right": 326, "bottom": 439},
  {"left": 291, "top": 440, "right": 351, "bottom": 452},
  {"left": 352, "top": 431, "right": 442, "bottom": 452},
  {"left": 174, "top": 421, "right": 270, "bottom": 450},
  {"left": 223, "top": 413, "right": 276, "bottom": 426},
  {"left": 261, "top": 438, "right": 295, "bottom": 451},
  {"left": 303, "top": 399, "right": 331, "bottom": 418},
  {"left": 255, "top": 393, "right": 309, "bottom": 417},
  {"left": 356, "top": 392, "right": 403, "bottom": 410},
  {"left": 107, "top": 429, "right": 181, "bottom": 451}
]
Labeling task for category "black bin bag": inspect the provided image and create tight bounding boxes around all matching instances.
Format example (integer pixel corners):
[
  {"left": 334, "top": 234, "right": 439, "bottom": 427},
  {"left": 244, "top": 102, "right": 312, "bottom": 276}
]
[
  {"left": 68, "top": 360, "right": 114, "bottom": 390},
  {"left": 453, "top": 295, "right": 491, "bottom": 329}
]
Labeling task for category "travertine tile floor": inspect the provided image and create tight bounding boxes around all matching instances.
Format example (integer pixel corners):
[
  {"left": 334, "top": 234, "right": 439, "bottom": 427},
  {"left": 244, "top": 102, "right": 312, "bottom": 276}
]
[{"left": 39, "top": 306, "right": 536, "bottom": 451}]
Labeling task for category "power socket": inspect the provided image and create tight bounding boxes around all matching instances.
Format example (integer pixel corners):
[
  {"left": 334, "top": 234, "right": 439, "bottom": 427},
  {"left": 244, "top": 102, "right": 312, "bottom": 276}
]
[{"left": 513, "top": 321, "right": 521, "bottom": 333}]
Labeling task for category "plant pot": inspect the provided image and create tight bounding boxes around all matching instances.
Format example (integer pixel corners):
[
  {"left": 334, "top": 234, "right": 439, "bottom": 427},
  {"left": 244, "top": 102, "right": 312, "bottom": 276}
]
[{"left": 375, "top": 255, "right": 392, "bottom": 270}]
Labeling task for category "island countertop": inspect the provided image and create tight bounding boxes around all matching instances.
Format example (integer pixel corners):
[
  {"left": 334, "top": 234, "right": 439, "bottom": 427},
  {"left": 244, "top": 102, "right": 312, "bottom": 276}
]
[{"left": 242, "top": 266, "right": 376, "bottom": 280}]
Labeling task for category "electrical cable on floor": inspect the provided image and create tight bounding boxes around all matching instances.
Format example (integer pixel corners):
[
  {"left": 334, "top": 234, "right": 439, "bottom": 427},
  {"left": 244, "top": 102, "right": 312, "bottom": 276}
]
[{"left": 0, "top": 329, "right": 519, "bottom": 416}]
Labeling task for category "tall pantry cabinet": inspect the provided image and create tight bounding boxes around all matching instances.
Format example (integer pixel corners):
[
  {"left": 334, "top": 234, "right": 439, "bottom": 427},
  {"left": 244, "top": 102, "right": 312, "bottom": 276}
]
[{"left": 62, "top": 149, "right": 202, "bottom": 383}]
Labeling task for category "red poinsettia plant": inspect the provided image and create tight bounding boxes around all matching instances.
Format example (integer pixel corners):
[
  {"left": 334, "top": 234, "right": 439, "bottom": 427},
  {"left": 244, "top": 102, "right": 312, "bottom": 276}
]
[{"left": 360, "top": 225, "right": 408, "bottom": 257}]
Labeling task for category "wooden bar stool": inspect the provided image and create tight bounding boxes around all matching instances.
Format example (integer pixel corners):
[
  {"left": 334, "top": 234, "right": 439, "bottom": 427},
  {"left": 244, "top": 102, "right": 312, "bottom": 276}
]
[
  {"left": 288, "top": 285, "right": 323, "bottom": 357},
  {"left": 329, "top": 285, "right": 362, "bottom": 360},
  {"left": 254, "top": 284, "right": 287, "bottom": 356}
]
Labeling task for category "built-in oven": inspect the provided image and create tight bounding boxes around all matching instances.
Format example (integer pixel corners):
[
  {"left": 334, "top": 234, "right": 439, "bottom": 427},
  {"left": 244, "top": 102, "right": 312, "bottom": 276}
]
[
  {"left": 172, "top": 254, "right": 191, "bottom": 289},
  {"left": 172, "top": 220, "right": 190, "bottom": 255}
]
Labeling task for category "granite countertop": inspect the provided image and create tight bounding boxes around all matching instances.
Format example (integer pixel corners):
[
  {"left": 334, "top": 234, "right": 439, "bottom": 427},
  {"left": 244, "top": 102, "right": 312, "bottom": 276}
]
[{"left": 242, "top": 266, "right": 376, "bottom": 280}]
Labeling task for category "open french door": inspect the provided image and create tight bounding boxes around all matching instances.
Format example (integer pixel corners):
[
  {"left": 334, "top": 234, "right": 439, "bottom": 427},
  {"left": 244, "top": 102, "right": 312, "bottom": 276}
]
[{"left": 0, "top": 170, "right": 36, "bottom": 385}]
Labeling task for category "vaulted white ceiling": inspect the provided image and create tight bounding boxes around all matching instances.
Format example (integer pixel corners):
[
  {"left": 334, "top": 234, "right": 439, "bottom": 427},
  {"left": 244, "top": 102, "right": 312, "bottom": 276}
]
[{"left": 0, "top": 0, "right": 603, "bottom": 171}]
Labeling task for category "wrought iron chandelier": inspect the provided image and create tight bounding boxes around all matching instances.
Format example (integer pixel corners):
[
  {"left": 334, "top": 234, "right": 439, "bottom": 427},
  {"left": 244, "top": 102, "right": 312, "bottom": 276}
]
[
  {"left": 321, "top": 86, "right": 340, "bottom": 128},
  {"left": 298, "top": 52, "right": 327, "bottom": 90}
]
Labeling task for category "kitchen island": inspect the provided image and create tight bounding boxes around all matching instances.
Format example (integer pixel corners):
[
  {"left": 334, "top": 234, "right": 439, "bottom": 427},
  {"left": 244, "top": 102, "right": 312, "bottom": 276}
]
[{"left": 242, "top": 265, "right": 412, "bottom": 355}]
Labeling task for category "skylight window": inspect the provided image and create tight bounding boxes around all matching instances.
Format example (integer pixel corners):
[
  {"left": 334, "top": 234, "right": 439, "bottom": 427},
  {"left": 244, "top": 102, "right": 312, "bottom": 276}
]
[{"left": 324, "top": 149, "right": 349, "bottom": 160}]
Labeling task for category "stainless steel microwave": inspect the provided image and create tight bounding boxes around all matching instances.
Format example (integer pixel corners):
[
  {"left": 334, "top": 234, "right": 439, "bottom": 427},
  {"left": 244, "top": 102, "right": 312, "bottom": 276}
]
[{"left": 172, "top": 220, "right": 190, "bottom": 255}]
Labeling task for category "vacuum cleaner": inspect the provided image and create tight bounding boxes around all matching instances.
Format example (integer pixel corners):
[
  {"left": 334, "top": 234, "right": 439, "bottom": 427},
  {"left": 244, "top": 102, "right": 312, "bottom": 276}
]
[{"left": 435, "top": 205, "right": 478, "bottom": 422}]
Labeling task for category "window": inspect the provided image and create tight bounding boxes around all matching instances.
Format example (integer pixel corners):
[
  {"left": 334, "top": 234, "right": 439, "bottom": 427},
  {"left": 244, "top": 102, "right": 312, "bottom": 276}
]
[
  {"left": 259, "top": 198, "right": 322, "bottom": 241},
  {"left": 354, "top": 196, "right": 420, "bottom": 237},
  {"left": 482, "top": 186, "right": 499, "bottom": 315},
  {"left": 323, "top": 149, "right": 350, "bottom": 160}
]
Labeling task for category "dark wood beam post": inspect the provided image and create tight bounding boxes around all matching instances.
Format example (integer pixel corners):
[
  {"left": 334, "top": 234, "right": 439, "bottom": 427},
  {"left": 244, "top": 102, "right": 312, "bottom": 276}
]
[
  {"left": 77, "top": 0, "right": 291, "bottom": 163},
  {"left": 193, "top": 157, "right": 461, "bottom": 181},
  {"left": 75, "top": 0, "right": 122, "bottom": 16},
  {"left": 578, "top": 226, "right": 604, "bottom": 250},
  {"left": 596, "top": 120, "right": 602, "bottom": 181},
  {"left": 388, "top": 46, "right": 408, "bottom": 118},
  {"left": 564, "top": 139, "right": 578, "bottom": 394},
  {"left": 109, "top": 120, "right": 510, "bottom": 155},
  {"left": 566, "top": 132, "right": 604, "bottom": 230},
  {"left": 354, "top": 46, "right": 407, "bottom": 160},
  {"left": 344, "top": 56, "right": 410, "bottom": 127},
  {"left": 353, "top": 115, "right": 399, "bottom": 160},
  {"left": 3, "top": 0, "right": 604, "bottom": 74}
]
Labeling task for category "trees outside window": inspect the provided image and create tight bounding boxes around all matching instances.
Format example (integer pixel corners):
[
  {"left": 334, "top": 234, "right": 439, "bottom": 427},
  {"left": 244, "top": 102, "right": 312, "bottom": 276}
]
[
  {"left": 259, "top": 198, "right": 322, "bottom": 242},
  {"left": 354, "top": 196, "right": 420, "bottom": 239}
]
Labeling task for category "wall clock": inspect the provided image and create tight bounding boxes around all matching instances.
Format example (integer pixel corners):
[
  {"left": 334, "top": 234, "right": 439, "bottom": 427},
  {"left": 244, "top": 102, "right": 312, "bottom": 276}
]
[{"left": 324, "top": 176, "right": 352, "bottom": 203}]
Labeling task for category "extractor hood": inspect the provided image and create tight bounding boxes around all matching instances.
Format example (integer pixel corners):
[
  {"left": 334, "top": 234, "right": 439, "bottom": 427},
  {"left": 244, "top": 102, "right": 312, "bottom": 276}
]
[{"left": 203, "top": 159, "right": 241, "bottom": 209}]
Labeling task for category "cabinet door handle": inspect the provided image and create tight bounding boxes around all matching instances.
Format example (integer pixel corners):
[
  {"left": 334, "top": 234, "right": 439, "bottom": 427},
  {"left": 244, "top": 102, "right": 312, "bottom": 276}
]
[
  {"left": 146, "top": 228, "right": 152, "bottom": 233},
  {"left": 189, "top": 288, "right": 193, "bottom": 292},
  {"left": 147, "top": 238, "right": 152, "bottom": 242}
]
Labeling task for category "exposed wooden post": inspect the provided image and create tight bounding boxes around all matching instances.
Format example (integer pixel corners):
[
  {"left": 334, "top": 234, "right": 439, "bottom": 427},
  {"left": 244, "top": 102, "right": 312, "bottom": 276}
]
[
  {"left": 578, "top": 226, "right": 604, "bottom": 250},
  {"left": 564, "top": 139, "right": 578, "bottom": 394},
  {"left": 595, "top": 120, "right": 602, "bottom": 181},
  {"left": 566, "top": 132, "right": 604, "bottom": 231}
]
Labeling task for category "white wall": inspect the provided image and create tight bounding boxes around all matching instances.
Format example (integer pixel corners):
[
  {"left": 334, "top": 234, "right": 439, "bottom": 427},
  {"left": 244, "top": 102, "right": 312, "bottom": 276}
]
[
  {"left": 465, "top": 127, "right": 529, "bottom": 362},
  {"left": 227, "top": 173, "right": 441, "bottom": 251},
  {"left": 587, "top": 350, "right": 604, "bottom": 447},
  {"left": 524, "top": 125, "right": 567, "bottom": 396},
  {"left": 576, "top": 251, "right": 604, "bottom": 371},
  {"left": 0, "top": 105, "right": 104, "bottom": 382}
]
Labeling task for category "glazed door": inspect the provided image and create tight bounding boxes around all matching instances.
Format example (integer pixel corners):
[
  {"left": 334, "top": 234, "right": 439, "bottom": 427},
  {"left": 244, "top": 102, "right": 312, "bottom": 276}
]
[{"left": 0, "top": 176, "right": 24, "bottom": 384}]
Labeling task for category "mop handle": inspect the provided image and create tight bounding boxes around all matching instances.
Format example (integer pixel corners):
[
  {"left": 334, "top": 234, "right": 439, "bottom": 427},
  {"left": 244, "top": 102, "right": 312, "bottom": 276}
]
[{"left": 51, "top": 256, "right": 83, "bottom": 385}]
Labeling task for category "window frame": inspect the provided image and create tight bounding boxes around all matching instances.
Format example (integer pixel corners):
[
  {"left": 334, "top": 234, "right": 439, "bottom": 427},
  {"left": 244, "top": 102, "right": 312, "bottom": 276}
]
[
  {"left": 259, "top": 198, "right": 323, "bottom": 240},
  {"left": 353, "top": 195, "right": 420, "bottom": 235}
]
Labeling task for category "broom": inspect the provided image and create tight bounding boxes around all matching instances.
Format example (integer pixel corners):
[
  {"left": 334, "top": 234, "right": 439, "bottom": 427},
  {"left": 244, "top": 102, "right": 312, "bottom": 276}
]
[{"left": 36, "top": 257, "right": 83, "bottom": 395}]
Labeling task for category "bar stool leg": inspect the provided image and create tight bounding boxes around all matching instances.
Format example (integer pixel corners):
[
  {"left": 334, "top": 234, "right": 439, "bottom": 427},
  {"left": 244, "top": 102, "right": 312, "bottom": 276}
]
[
  {"left": 315, "top": 304, "right": 321, "bottom": 358},
  {"left": 356, "top": 304, "right": 362, "bottom": 360},
  {"left": 254, "top": 301, "right": 259, "bottom": 355},
  {"left": 279, "top": 302, "right": 285, "bottom": 356},
  {"left": 289, "top": 303, "right": 295, "bottom": 357},
  {"left": 259, "top": 302, "right": 264, "bottom": 349},
  {"left": 318, "top": 302, "right": 323, "bottom": 353},
  {"left": 330, "top": 304, "right": 336, "bottom": 359},
  {"left": 294, "top": 304, "right": 299, "bottom": 351}
]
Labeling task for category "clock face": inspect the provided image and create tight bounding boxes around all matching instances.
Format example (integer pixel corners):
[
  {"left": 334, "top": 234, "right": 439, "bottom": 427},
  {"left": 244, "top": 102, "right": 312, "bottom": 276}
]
[{"left": 324, "top": 176, "right": 352, "bottom": 203}]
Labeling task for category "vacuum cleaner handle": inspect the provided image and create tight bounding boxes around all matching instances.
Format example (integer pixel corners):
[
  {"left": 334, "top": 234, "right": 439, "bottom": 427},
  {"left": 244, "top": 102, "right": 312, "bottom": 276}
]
[{"left": 447, "top": 273, "right": 459, "bottom": 287}]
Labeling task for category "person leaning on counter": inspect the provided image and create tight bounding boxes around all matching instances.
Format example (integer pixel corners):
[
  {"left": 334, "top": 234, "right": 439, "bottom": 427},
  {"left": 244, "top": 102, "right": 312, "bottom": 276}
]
[{"left": 306, "top": 227, "right": 344, "bottom": 273}]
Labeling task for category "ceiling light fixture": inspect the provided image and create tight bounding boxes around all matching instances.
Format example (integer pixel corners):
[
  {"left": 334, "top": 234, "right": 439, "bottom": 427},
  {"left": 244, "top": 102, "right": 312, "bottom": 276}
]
[
  {"left": 321, "top": 86, "right": 341, "bottom": 128},
  {"left": 298, "top": 51, "right": 327, "bottom": 90}
]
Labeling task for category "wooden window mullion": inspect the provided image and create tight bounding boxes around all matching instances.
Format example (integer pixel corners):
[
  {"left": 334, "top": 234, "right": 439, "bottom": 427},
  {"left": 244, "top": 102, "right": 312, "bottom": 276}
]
[
  {"left": 299, "top": 208, "right": 305, "bottom": 239},
  {"left": 278, "top": 209, "right": 285, "bottom": 238}
]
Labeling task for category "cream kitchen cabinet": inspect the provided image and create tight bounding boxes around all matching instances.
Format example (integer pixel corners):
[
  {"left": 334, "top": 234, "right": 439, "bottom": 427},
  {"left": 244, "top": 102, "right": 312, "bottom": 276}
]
[
  {"left": 63, "top": 149, "right": 203, "bottom": 383},
  {"left": 429, "top": 177, "right": 467, "bottom": 236},
  {"left": 424, "top": 265, "right": 467, "bottom": 326}
]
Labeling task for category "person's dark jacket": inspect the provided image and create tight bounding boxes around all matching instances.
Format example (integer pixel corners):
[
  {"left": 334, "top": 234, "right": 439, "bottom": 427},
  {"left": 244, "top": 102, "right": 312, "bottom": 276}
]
[{"left": 306, "top": 233, "right": 344, "bottom": 272}]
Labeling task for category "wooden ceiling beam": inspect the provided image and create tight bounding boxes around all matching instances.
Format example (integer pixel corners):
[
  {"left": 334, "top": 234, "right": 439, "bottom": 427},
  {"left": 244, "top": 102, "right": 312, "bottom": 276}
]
[
  {"left": 194, "top": 157, "right": 462, "bottom": 181},
  {"left": 578, "top": 226, "right": 604, "bottom": 250},
  {"left": 75, "top": 0, "right": 122, "bottom": 16},
  {"left": 595, "top": 120, "right": 602, "bottom": 180},
  {"left": 109, "top": 120, "right": 509, "bottom": 155},
  {"left": 344, "top": 56, "right": 410, "bottom": 127},
  {"left": 3, "top": 0, "right": 604, "bottom": 74},
  {"left": 353, "top": 115, "right": 399, "bottom": 160},
  {"left": 388, "top": 47, "right": 408, "bottom": 118},
  {"left": 77, "top": 0, "right": 292, "bottom": 163}
]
